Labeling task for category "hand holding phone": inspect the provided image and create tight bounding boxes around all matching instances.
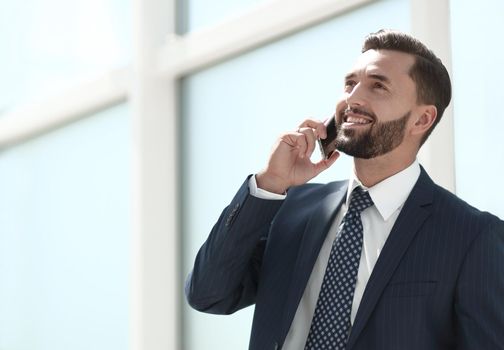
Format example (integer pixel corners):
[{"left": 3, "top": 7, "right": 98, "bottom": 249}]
[{"left": 318, "top": 116, "right": 338, "bottom": 159}]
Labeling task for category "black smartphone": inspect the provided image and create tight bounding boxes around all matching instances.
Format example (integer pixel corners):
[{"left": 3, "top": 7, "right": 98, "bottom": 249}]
[{"left": 318, "top": 116, "right": 338, "bottom": 159}]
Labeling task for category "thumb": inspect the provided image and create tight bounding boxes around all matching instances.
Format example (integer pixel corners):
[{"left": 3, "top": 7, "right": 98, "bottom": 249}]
[{"left": 313, "top": 151, "right": 340, "bottom": 175}]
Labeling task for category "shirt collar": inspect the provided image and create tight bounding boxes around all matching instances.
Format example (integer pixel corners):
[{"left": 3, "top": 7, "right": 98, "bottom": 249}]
[{"left": 346, "top": 160, "right": 421, "bottom": 221}]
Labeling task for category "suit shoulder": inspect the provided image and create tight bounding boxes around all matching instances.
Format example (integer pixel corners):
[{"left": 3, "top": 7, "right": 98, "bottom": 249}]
[
  {"left": 432, "top": 183, "right": 503, "bottom": 228},
  {"left": 286, "top": 180, "right": 348, "bottom": 201}
]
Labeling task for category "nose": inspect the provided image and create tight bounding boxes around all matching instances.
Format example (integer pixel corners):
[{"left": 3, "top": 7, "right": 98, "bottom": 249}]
[{"left": 345, "top": 82, "right": 366, "bottom": 107}]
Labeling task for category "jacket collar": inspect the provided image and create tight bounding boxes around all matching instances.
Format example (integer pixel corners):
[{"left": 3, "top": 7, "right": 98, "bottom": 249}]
[{"left": 346, "top": 167, "right": 435, "bottom": 349}]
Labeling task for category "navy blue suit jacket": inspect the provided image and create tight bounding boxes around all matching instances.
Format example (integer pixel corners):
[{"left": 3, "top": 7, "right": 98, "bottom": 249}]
[{"left": 186, "top": 168, "right": 504, "bottom": 349}]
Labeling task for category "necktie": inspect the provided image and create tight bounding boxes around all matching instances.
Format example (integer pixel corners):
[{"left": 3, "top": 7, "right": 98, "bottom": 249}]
[{"left": 304, "top": 186, "right": 373, "bottom": 350}]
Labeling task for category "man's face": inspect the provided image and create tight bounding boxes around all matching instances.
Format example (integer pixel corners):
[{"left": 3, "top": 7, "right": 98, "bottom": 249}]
[{"left": 334, "top": 49, "right": 418, "bottom": 159}]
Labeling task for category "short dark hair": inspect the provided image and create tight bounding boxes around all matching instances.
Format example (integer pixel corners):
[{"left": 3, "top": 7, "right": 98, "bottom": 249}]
[{"left": 362, "top": 29, "right": 452, "bottom": 145}]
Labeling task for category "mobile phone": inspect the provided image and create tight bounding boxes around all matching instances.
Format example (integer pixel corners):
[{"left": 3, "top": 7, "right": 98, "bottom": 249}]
[{"left": 318, "top": 116, "right": 338, "bottom": 159}]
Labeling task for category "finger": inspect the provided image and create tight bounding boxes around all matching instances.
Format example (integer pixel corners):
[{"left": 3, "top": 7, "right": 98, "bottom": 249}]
[
  {"left": 319, "top": 115, "right": 338, "bottom": 140},
  {"left": 298, "top": 118, "right": 326, "bottom": 139},
  {"left": 313, "top": 150, "right": 340, "bottom": 174},
  {"left": 297, "top": 127, "right": 317, "bottom": 158},
  {"left": 294, "top": 132, "right": 309, "bottom": 159},
  {"left": 283, "top": 131, "right": 308, "bottom": 158}
]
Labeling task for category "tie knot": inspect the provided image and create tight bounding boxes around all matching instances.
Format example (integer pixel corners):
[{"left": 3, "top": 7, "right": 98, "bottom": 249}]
[{"left": 347, "top": 186, "right": 373, "bottom": 214}]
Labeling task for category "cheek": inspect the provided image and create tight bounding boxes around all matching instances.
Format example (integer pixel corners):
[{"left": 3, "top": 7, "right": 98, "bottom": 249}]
[
  {"left": 376, "top": 101, "right": 409, "bottom": 120},
  {"left": 396, "top": 91, "right": 418, "bottom": 112},
  {"left": 335, "top": 97, "right": 347, "bottom": 111}
]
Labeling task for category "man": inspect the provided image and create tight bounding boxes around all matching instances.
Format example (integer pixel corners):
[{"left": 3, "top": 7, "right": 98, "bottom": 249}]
[{"left": 185, "top": 30, "right": 504, "bottom": 349}]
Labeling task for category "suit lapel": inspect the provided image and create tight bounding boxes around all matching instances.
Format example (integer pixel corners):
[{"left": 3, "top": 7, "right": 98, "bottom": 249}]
[
  {"left": 279, "top": 182, "right": 348, "bottom": 341},
  {"left": 346, "top": 169, "right": 435, "bottom": 349}
]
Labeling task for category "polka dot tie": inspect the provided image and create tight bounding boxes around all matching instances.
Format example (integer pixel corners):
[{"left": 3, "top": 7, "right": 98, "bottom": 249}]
[{"left": 304, "top": 186, "right": 373, "bottom": 350}]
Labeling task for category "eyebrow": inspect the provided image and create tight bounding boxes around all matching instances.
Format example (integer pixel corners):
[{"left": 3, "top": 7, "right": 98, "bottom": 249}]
[
  {"left": 344, "top": 72, "right": 392, "bottom": 84},
  {"left": 344, "top": 73, "right": 356, "bottom": 81},
  {"left": 369, "top": 73, "right": 391, "bottom": 84}
]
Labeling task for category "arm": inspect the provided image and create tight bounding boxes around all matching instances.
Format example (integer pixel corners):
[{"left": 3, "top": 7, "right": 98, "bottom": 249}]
[
  {"left": 186, "top": 119, "right": 339, "bottom": 315},
  {"left": 185, "top": 176, "right": 284, "bottom": 314},
  {"left": 455, "top": 218, "right": 504, "bottom": 349}
]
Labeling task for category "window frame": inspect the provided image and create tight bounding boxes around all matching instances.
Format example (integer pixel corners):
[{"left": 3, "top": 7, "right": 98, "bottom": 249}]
[{"left": 0, "top": 0, "right": 453, "bottom": 349}]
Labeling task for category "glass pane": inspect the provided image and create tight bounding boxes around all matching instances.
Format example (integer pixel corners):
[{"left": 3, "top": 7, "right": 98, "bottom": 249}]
[
  {"left": 0, "top": 0, "right": 131, "bottom": 114},
  {"left": 180, "top": 0, "right": 268, "bottom": 33},
  {"left": 181, "top": 0, "right": 410, "bottom": 349},
  {"left": 0, "top": 104, "right": 130, "bottom": 350},
  {"left": 451, "top": 0, "right": 504, "bottom": 218}
]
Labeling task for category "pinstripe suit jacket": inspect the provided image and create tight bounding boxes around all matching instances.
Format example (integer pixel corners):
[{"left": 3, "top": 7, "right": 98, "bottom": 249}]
[{"left": 186, "top": 168, "right": 504, "bottom": 349}]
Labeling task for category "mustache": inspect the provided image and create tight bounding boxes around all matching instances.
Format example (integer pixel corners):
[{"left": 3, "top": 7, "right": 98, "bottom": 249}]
[{"left": 340, "top": 107, "right": 376, "bottom": 121}]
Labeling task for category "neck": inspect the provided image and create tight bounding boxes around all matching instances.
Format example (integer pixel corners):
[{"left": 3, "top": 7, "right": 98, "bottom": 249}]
[{"left": 353, "top": 151, "right": 416, "bottom": 188}]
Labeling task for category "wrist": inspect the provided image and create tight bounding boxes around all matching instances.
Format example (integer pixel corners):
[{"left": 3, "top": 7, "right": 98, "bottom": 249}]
[{"left": 255, "top": 172, "right": 288, "bottom": 195}]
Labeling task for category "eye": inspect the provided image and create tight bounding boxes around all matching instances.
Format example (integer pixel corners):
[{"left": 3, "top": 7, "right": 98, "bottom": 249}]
[
  {"left": 344, "top": 80, "right": 356, "bottom": 91},
  {"left": 373, "top": 81, "right": 387, "bottom": 90}
]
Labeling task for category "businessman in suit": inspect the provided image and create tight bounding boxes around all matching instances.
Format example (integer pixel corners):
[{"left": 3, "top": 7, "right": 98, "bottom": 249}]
[{"left": 185, "top": 30, "right": 504, "bottom": 349}]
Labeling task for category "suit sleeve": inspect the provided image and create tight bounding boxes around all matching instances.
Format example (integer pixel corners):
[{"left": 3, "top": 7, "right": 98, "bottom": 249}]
[
  {"left": 185, "top": 176, "right": 284, "bottom": 315},
  {"left": 455, "top": 217, "right": 504, "bottom": 349}
]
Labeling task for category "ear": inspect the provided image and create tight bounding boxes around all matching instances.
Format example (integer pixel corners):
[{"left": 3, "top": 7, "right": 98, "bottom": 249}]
[{"left": 411, "top": 105, "right": 437, "bottom": 137}]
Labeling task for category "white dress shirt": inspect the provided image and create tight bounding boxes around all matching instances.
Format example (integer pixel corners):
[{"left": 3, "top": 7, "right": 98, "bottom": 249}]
[{"left": 249, "top": 160, "right": 421, "bottom": 349}]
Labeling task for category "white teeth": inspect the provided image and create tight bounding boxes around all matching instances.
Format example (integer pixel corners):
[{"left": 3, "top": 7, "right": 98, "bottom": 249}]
[{"left": 345, "top": 116, "right": 371, "bottom": 124}]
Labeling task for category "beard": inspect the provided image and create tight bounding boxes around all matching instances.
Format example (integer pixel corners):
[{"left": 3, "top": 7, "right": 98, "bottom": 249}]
[{"left": 335, "top": 111, "right": 411, "bottom": 159}]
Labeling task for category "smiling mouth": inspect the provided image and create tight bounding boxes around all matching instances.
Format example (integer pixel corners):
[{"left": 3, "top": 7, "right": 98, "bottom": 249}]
[
  {"left": 342, "top": 109, "right": 374, "bottom": 126},
  {"left": 344, "top": 115, "right": 373, "bottom": 125}
]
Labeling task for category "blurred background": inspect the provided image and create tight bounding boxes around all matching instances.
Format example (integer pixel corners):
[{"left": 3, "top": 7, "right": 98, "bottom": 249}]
[{"left": 0, "top": 0, "right": 502, "bottom": 349}]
